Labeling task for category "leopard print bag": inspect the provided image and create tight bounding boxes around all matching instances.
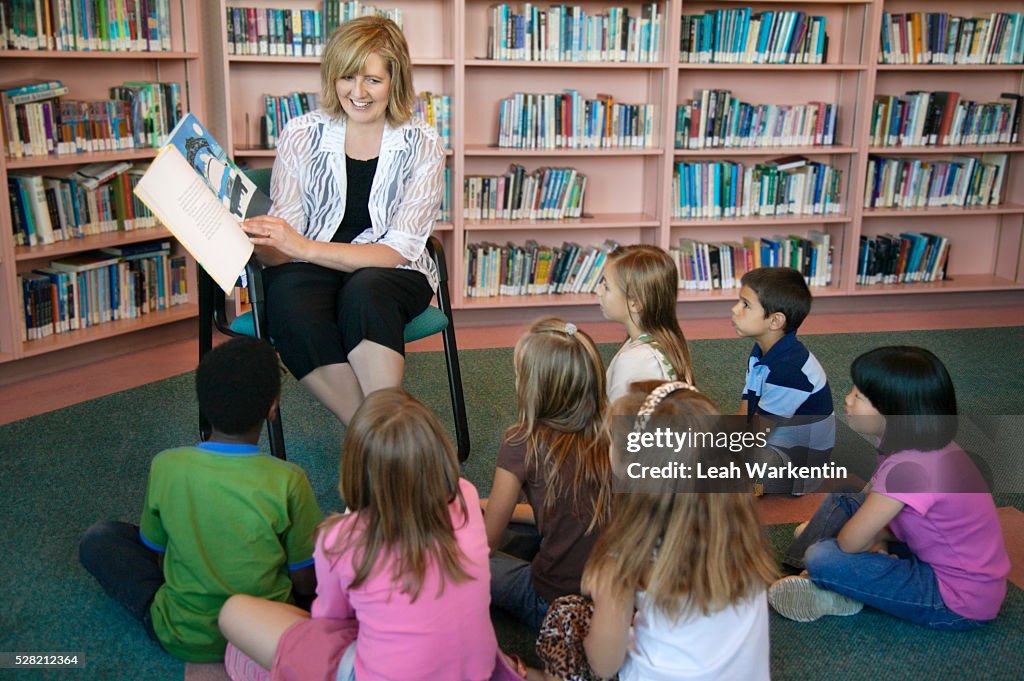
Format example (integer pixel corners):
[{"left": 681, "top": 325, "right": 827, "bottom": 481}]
[{"left": 535, "top": 595, "right": 618, "bottom": 681}]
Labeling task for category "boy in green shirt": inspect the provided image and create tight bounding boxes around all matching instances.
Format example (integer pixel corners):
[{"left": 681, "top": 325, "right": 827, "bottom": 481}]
[{"left": 79, "top": 337, "right": 322, "bottom": 662}]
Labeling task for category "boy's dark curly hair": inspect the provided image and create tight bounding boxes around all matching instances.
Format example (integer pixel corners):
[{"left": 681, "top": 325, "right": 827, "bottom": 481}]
[{"left": 196, "top": 337, "right": 280, "bottom": 435}]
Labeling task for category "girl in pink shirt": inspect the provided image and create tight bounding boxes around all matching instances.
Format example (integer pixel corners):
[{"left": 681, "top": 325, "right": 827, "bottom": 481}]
[
  {"left": 219, "top": 389, "right": 520, "bottom": 681},
  {"left": 770, "top": 346, "right": 1010, "bottom": 630}
]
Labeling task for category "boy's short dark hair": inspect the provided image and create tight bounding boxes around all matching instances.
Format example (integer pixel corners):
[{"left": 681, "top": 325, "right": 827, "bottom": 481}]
[
  {"left": 740, "top": 267, "right": 812, "bottom": 333},
  {"left": 851, "top": 346, "right": 958, "bottom": 454},
  {"left": 196, "top": 337, "right": 281, "bottom": 435}
]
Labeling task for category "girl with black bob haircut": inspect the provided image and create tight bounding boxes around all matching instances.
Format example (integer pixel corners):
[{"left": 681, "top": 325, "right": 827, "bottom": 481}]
[
  {"left": 768, "top": 346, "right": 1010, "bottom": 631},
  {"left": 849, "top": 345, "right": 958, "bottom": 454}
]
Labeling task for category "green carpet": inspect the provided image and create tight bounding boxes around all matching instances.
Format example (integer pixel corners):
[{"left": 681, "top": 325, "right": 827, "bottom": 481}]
[{"left": 0, "top": 326, "right": 1021, "bottom": 679}]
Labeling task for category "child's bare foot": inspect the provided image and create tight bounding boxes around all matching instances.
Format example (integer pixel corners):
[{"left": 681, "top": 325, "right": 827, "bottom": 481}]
[{"left": 793, "top": 521, "right": 809, "bottom": 538}]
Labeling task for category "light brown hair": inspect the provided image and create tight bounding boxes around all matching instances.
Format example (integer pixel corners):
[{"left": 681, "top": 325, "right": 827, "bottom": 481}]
[
  {"left": 584, "top": 381, "right": 777, "bottom": 619},
  {"left": 321, "top": 389, "right": 469, "bottom": 601},
  {"left": 508, "top": 318, "right": 611, "bottom": 531},
  {"left": 320, "top": 16, "right": 415, "bottom": 125},
  {"left": 606, "top": 244, "right": 695, "bottom": 385}
]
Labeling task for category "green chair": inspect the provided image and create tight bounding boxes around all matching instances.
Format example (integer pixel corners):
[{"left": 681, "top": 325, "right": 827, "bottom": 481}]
[{"left": 198, "top": 167, "right": 470, "bottom": 462}]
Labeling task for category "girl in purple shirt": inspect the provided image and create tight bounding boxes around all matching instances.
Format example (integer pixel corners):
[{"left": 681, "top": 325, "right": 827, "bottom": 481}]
[{"left": 769, "top": 346, "right": 1009, "bottom": 630}]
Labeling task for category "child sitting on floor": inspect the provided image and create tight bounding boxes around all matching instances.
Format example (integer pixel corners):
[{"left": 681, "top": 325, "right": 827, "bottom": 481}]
[
  {"left": 537, "top": 380, "right": 777, "bottom": 680},
  {"left": 597, "top": 244, "right": 695, "bottom": 401},
  {"left": 770, "top": 346, "right": 1010, "bottom": 629},
  {"left": 483, "top": 318, "right": 612, "bottom": 631},
  {"left": 730, "top": 266, "right": 835, "bottom": 494},
  {"left": 79, "top": 337, "right": 322, "bottom": 662},
  {"left": 219, "top": 388, "right": 520, "bottom": 681}
]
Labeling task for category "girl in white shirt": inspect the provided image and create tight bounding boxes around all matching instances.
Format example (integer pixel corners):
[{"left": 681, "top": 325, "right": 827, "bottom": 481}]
[
  {"left": 538, "top": 381, "right": 777, "bottom": 681},
  {"left": 597, "top": 245, "right": 695, "bottom": 402}
]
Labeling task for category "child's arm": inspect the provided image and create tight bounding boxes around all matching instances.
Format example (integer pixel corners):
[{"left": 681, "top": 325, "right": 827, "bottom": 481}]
[
  {"left": 583, "top": 574, "right": 633, "bottom": 679},
  {"left": 480, "top": 498, "right": 535, "bottom": 524},
  {"left": 837, "top": 492, "right": 904, "bottom": 554},
  {"left": 483, "top": 467, "right": 525, "bottom": 554},
  {"left": 289, "top": 565, "right": 316, "bottom": 611}
]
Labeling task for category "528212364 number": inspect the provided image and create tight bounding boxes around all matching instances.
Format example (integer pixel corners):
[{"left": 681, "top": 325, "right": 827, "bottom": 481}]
[{"left": 0, "top": 653, "right": 84, "bottom": 668}]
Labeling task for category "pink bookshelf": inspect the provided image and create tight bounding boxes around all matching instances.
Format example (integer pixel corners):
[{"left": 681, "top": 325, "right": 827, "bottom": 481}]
[
  {"left": 0, "top": 0, "right": 205, "bottom": 364},
  {"left": 195, "top": 0, "right": 1023, "bottom": 312}
]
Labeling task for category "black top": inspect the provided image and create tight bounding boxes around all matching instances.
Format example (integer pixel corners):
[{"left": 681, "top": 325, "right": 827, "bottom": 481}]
[{"left": 332, "top": 155, "right": 379, "bottom": 244}]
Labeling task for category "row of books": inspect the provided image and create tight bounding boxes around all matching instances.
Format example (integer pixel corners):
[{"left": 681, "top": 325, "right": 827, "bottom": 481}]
[
  {"left": 497, "top": 91, "right": 655, "bottom": 149},
  {"left": 260, "top": 92, "right": 319, "bottom": 150},
  {"left": 323, "top": 1, "right": 401, "bottom": 35},
  {"left": 486, "top": 3, "right": 662, "bottom": 63},
  {"left": 8, "top": 162, "right": 155, "bottom": 246},
  {"left": 464, "top": 165, "right": 587, "bottom": 222},
  {"left": 672, "top": 158, "right": 843, "bottom": 219},
  {"left": 226, "top": 6, "right": 323, "bottom": 58},
  {"left": 463, "top": 239, "right": 618, "bottom": 297},
  {"left": 0, "top": 0, "right": 173, "bottom": 51},
  {"left": 864, "top": 154, "right": 1009, "bottom": 209},
  {"left": 413, "top": 92, "right": 451, "bottom": 149},
  {"left": 856, "top": 232, "right": 950, "bottom": 286},
  {"left": 19, "top": 244, "right": 188, "bottom": 341},
  {"left": 670, "top": 232, "right": 833, "bottom": 290},
  {"left": 879, "top": 11, "right": 1024, "bottom": 65},
  {"left": 675, "top": 92, "right": 837, "bottom": 150},
  {"left": 870, "top": 91, "right": 1023, "bottom": 148},
  {"left": 2, "top": 79, "right": 183, "bottom": 158},
  {"left": 680, "top": 9, "right": 829, "bottom": 65}
]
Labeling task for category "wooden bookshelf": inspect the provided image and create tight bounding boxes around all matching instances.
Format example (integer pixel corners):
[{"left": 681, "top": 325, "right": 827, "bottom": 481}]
[
  {"left": 197, "top": 0, "right": 1023, "bottom": 312},
  {"left": 0, "top": 0, "right": 205, "bottom": 365}
]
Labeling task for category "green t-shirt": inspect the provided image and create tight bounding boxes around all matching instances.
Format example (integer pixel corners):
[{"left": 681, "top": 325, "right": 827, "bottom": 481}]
[{"left": 139, "top": 442, "right": 321, "bottom": 662}]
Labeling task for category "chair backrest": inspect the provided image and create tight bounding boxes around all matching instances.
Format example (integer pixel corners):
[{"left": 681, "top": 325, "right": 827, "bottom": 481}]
[{"left": 247, "top": 167, "right": 272, "bottom": 196}]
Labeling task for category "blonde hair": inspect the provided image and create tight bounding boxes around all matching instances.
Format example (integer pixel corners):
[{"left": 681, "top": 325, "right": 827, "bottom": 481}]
[
  {"left": 606, "top": 244, "right": 695, "bottom": 385},
  {"left": 584, "top": 381, "right": 777, "bottom": 619},
  {"left": 320, "top": 16, "right": 415, "bottom": 125},
  {"left": 321, "top": 388, "right": 469, "bottom": 601},
  {"left": 508, "top": 317, "right": 611, "bottom": 531}
]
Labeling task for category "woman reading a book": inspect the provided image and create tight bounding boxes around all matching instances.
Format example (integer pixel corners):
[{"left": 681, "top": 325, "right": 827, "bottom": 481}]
[{"left": 241, "top": 16, "right": 445, "bottom": 426}]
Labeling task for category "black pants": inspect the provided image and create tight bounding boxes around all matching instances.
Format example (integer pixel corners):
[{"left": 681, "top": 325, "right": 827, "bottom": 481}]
[
  {"left": 263, "top": 263, "right": 433, "bottom": 380},
  {"left": 79, "top": 520, "right": 162, "bottom": 641}
]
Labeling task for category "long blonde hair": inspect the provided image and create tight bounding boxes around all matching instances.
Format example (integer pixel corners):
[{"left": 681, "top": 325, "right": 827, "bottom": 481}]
[
  {"left": 584, "top": 381, "right": 776, "bottom": 619},
  {"left": 320, "top": 16, "right": 415, "bottom": 124},
  {"left": 606, "top": 245, "right": 695, "bottom": 385},
  {"left": 508, "top": 318, "right": 611, "bottom": 531},
  {"left": 321, "top": 389, "right": 469, "bottom": 601}
]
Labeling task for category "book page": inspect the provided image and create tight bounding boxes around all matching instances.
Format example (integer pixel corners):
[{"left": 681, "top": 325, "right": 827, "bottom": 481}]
[{"left": 134, "top": 145, "right": 254, "bottom": 294}]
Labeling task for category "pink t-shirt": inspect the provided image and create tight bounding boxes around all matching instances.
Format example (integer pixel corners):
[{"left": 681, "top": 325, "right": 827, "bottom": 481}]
[
  {"left": 312, "top": 478, "right": 499, "bottom": 680},
  {"left": 870, "top": 443, "right": 1010, "bottom": 621}
]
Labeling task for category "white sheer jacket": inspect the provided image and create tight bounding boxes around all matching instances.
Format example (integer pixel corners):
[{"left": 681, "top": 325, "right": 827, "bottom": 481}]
[{"left": 269, "top": 109, "right": 445, "bottom": 292}]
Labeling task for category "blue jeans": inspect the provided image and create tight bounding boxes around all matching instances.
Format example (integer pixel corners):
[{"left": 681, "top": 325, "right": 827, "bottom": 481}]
[
  {"left": 489, "top": 552, "right": 549, "bottom": 631},
  {"left": 787, "top": 493, "right": 985, "bottom": 631},
  {"left": 783, "top": 491, "right": 867, "bottom": 569},
  {"left": 79, "top": 520, "right": 162, "bottom": 641}
]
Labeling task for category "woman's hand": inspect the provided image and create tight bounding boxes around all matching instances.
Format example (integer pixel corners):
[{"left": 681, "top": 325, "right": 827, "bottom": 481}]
[{"left": 243, "top": 215, "right": 309, "bottom": 261}]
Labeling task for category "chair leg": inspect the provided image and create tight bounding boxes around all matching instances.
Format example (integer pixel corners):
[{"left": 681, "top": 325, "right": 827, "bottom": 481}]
[
  {"left": 441, "top": 322, "right": 471, "bottom": 462},
  {"left": 267, "top": 410, "right": 286, "bottom": 460},
  {"left": 198, "top": 269, "right": 215, "bottom": 442}
]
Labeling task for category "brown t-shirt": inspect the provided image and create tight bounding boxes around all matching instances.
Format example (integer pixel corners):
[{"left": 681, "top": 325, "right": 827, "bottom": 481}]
[{"left": 496, "top": 437, "right": 604, "bottom": 603}]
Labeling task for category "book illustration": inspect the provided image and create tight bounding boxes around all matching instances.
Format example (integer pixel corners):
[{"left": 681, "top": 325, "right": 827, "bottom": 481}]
[
  {"left": 134, "top": 114, "right": 257, "bottom": 294},
  {"left": 167, "top": 112, "right": 271, "bottom": 220}
]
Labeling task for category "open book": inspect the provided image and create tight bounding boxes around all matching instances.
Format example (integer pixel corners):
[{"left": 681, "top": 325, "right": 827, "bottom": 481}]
[{"left": 133, "top": 113, "right": 271, "bottom": 293}]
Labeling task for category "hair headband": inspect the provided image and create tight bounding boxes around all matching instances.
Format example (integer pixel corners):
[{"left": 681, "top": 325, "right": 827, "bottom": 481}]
[{"left": 633, "top": 380, "right": 700, "bottom": 433}]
